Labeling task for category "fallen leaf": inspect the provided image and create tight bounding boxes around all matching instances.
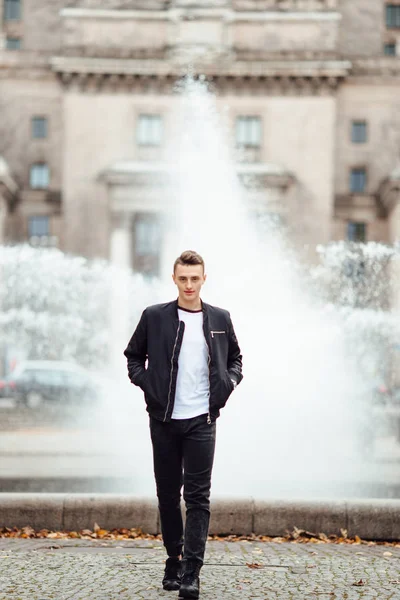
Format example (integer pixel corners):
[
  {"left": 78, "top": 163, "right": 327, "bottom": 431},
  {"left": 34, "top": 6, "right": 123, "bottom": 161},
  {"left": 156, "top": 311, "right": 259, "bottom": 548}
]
[
  {"left": 246, "top": 563, "right": 263, "bottom": 569},
  {"left": 352, "top": 579, "right": 365, "bottom": 587},
  {"left": 0, "top": 526, "right": 398, "bottom": 548},
  {"left": 290, "top": 527, "right": 318, "bottom": 540},
  {"left": 96, "top": 530, "right": 108, "bottom": 538},
  {"left": 68, "top": 532, "right": 79, "bottom": 539}
]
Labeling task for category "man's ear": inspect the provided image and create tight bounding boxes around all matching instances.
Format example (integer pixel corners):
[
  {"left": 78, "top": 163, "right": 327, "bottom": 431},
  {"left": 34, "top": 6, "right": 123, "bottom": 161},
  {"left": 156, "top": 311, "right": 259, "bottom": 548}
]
[{"left": 203, "top": 273, "right": 207, "bottom": 283}]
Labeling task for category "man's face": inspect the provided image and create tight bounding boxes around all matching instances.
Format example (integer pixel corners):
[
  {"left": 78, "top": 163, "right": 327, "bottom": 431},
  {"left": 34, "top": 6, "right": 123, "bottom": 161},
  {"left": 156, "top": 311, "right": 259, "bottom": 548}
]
[{"left": 172, "top": 264, "right": 206, "bottom": 305}]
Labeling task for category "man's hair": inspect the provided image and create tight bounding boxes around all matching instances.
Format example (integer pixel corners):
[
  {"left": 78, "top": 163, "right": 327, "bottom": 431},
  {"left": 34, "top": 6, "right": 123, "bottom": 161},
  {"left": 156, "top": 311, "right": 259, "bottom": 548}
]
[{"left": 173, "top": 250, "right": 205, "bottom": 273}]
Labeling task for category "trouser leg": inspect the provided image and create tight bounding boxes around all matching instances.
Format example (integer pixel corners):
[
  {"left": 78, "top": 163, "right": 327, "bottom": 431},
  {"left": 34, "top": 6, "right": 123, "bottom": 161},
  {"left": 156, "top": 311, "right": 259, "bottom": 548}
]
[
  {"left": 182, "top": 414, "right": 216, "bottom": 567},
  {"left": 150, "top": 417, "right": 184, "bottom": 558}
]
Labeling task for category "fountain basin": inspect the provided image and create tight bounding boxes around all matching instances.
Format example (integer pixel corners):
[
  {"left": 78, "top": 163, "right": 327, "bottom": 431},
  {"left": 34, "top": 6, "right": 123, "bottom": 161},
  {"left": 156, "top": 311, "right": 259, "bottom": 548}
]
[{"left": 1, "top": 494, "right": 400, "bottom": 541}]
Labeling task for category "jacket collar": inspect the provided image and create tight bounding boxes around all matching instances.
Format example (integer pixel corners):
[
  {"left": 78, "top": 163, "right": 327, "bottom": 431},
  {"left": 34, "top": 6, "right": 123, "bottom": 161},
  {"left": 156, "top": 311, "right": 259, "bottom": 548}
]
[{"left": 172, "top": 298, "right": 210, "bottom": 317}]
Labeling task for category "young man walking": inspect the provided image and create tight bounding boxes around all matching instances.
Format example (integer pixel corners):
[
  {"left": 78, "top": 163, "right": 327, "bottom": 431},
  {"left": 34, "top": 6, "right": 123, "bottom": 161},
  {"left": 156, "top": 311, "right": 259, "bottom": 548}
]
[{"left": 124, "top": 250, "right": 243, "bottom": 599}]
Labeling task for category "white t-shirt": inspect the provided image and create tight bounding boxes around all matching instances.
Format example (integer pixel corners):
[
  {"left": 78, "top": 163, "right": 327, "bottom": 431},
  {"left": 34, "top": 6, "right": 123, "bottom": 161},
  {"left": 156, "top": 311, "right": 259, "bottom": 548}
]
[{"left": 171, "top": 307, "right": 210, "bottom": 419}]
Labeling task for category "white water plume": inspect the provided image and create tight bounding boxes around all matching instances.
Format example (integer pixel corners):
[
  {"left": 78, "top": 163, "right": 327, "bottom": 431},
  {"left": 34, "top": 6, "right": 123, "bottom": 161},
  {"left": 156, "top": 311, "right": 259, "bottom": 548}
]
[{"left": 162, "top": 77, "right": 398, "bottom": 498}]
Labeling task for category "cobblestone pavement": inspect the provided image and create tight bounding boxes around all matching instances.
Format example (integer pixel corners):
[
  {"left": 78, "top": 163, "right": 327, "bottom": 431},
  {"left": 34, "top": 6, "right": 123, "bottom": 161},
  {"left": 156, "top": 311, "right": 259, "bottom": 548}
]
[{"left": 0, "top": 538, "right": 400, "bottom": 599}]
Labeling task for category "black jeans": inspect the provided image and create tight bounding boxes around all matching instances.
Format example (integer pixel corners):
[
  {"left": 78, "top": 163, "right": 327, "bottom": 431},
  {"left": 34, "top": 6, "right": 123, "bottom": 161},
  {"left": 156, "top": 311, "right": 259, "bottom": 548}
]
[{"left": 149, "top": 413, "right": 216, "bottom": 566}]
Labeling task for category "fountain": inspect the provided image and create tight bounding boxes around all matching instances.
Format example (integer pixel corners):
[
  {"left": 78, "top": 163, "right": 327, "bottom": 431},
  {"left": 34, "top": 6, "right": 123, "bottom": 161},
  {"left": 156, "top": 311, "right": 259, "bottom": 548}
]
[{"left": 1, "top": 77, "right": 400, "bottom": 499}]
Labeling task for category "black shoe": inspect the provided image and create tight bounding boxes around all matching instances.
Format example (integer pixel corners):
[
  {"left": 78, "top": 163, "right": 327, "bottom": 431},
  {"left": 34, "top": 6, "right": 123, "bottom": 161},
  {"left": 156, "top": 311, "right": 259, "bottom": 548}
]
[
  {"left": 179, "top": 562, "right": 201, "bottom": 599},
  {"left": 162, "top": 557, "right": 182, "bottom": 591}
]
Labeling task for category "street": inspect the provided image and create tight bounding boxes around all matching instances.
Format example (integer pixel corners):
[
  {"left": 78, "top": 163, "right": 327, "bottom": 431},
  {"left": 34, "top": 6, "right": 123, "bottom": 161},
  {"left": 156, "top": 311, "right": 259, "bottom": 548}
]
[{"left": 0, "top": 537, "right": 400, "bottom": 599}]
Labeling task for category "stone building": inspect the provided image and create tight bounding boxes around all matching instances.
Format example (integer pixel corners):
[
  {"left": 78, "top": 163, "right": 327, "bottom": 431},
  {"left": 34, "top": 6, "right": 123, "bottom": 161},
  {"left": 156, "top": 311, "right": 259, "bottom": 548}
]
[{"left": 1, "top": 0, "right": 400, "bottom": 275}]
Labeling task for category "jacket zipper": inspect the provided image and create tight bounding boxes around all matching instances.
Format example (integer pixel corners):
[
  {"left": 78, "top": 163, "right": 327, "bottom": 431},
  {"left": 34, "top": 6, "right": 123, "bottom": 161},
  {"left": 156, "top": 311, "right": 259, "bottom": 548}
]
[
  {"left": 204, "top": 325, "right": 212, "bottom": 425},
  {"left": 164, "top": 322, "right": 181, "bottom": 422},
  {"left": 210, "top": 331, "right": 225, "bottom": 338},
  {"left": 207, "top": 351, "right": 211, "bottom": 425}
]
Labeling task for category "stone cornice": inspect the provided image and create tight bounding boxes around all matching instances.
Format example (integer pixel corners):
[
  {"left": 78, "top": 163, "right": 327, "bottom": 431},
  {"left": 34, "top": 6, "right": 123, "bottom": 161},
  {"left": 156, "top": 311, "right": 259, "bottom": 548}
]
[
  {"left": 62, "top": 0, "right": 338, "bottom": 12},
  {"left": 233, "top": 0, "right": 338, "bottom": 9},
  {"left": 101, "top": 160, "right": 294, "bottom": 189},
  {"left": 61, "top": 7, "right": 340, "bottom": 21},
  {"left": 52, "top": 59, "right": 350, "bottom": 95},
  {"left": 334, "top": 193, "right": 380, "bottom": 219},
  {"left": 0, "top": 156, "right": 18, "bottom": 211},
  {"left": 350, "top": 57, "right": 400, "bottom": 78},
  {"left": 0, "top": 157, "right": 18, "bottom": 196},
  {"left": 377, "top": 171, "right": 400, "bottom": 217},
  {"left": 51, "top": 56, "right": 351, "bottom": 79},
  {"left": 60, "top": 8, "right": 168, "bottom": 20},
  {"left": 231, "top": 11, "right": 340, "bottom": 21}
]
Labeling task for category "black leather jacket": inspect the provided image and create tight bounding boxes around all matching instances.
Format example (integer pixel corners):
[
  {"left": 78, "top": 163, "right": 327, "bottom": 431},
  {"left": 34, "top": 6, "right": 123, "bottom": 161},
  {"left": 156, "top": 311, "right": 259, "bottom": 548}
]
[{"left": 124, "top": 299, "right": 243, "bottom": 422}]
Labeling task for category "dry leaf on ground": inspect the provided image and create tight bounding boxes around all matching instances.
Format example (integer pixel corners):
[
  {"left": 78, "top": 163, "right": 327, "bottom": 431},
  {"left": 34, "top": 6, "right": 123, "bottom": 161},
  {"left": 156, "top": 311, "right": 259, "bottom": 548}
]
[{"left": 1, "top": 526, "right": 400, "bottom": 547}]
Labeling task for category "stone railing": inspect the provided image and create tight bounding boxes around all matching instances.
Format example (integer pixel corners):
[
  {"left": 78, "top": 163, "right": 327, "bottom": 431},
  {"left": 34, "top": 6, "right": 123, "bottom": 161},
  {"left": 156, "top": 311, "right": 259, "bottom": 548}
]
[
  {"left": 233, "top": 0, "right": 338, "bottom": 10},
  {"left": 64, "top": 0, "right": 168, "bottom": 8},
  {"left": 66, "top": 0, "right": 337, "bottom": 9}
]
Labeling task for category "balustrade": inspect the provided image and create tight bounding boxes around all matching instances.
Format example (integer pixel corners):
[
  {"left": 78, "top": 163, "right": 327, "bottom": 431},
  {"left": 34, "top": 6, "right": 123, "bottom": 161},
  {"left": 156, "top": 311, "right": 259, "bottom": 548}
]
[
  {"left": 233, "top": 0, "right": 338, "bottom": 10},
  {"left": 66, "top": 0, "right": 338, "bottom": 10}
]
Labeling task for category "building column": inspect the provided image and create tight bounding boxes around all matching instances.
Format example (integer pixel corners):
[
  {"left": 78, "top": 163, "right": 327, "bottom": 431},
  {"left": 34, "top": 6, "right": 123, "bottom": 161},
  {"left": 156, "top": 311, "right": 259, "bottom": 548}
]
[
  {"left": 109, "top": 212, "right": 132, "bottom": 374},
  {"left": 0, "top": 193, "right": 6, "bottom": 246},
  {"left": 110, "top": 212, "right": 132, "bottom": 268},
  {"left": 388, "top": 201, "right": 400, "bottom": 385}
]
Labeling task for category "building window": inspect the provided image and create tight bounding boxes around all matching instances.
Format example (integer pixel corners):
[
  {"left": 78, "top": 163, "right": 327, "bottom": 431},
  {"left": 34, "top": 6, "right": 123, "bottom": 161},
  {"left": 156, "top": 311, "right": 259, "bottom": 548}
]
[
  {"left": 386, "top": 4, "right": 400, "bottom": 28},
  {"left": 133, "top": 213, "right": 161, "bottom": 276},
  {"left": 351, "top": 121, "right": 368, "bottom": 144},
  {"left": 5, "top": 37, "right": 21, "bottom": 49},
  {"left": 350, "top": 168, "right": 367, "bottom": 193},
  {"left": 28, "top": 216, "right": 49, "bottom": 238},
  {"left": 32, "top": 117, "right": 48, "bottom": 139},
  {"left": 384, "top": 42, "right": 397, "bottom": 55},
  {"left": 4, "top": 0, "right": 21, "bottom": 21},
  {"left": 235, "top": 116, "right": 262, "bottom": 147},
  {"left": 30, "top": 164, "right": 50, "bottom": 189},
  {"left": 136, "top": 114, "right": 163, "bottom": 147},
  {"left": 347, "top": 222, "right": 367, "bottom": 243}
]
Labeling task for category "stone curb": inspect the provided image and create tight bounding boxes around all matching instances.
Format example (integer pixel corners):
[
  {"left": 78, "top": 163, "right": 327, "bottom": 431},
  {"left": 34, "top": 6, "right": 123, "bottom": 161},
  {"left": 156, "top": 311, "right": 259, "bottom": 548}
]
[{"left": 0, "top": 495, "right": 400, "bottom": 540}]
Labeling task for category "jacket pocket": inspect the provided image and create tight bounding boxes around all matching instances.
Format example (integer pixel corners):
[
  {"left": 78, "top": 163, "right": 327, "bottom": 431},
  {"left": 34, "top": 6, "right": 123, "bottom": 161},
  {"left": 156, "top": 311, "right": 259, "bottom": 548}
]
[
  {"left": 143, "top": 368, "right": 169, "bottom": 412},
  {"left": 137, "top": 369, "right": 149, "bottom": 393},
  {"left": 212, "top": 370, "right": 234, "bottom": 411}
]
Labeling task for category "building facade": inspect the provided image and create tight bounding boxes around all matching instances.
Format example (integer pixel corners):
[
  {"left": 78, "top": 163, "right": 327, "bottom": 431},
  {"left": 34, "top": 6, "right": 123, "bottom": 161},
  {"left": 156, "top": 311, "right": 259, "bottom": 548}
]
[{"left": 1, "top": 0, "right": 400, "bottom": 275}]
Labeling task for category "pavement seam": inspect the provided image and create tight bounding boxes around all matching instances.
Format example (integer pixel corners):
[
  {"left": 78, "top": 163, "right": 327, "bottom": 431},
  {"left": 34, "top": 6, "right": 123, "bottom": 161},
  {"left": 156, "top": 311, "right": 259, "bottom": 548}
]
[{"left": 61, "top": 494, "right": 67, "bottom": 531}]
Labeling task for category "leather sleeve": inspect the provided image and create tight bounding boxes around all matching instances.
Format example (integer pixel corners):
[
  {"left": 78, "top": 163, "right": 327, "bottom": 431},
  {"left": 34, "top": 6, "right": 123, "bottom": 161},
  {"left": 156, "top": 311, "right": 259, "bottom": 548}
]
[
  {"left": 227, "top": 315, "right": 243, "bottom": 385},
  {"left": 123, "top": 310, "right": 148, "bottom": 386}
]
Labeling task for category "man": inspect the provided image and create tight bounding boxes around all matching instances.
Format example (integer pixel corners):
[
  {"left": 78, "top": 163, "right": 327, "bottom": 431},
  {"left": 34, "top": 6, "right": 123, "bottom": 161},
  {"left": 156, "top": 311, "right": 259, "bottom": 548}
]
[{"left": 124, "top": 250, "right": 243, "bottom": 599}]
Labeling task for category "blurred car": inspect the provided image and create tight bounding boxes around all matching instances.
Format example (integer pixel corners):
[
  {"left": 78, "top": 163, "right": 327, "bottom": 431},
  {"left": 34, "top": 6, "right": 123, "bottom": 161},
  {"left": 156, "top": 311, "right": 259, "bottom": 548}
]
[
  {"left": 0, "top": 360, "right": 101, "bottom": 408},
  {"left": 370, "top": 383, "right": 400, "bottom": 443}
]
